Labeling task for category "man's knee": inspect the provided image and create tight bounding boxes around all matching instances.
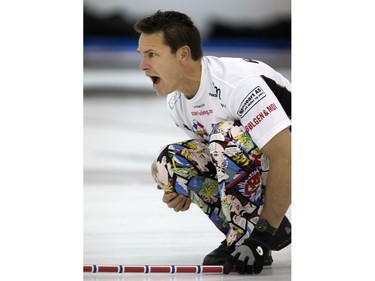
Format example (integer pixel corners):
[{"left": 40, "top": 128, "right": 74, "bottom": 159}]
[{"left": 151, "top": 144, "right": 174, "bottom": 192}]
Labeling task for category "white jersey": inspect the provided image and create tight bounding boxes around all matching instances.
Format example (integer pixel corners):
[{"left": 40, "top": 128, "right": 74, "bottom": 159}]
[{"left": 166, "top": 56, "right": 291, "bottom": 149}]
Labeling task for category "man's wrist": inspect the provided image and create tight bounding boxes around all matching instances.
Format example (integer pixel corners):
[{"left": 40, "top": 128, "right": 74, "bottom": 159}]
[
  {"left": 248, "top": 218, "right": 277, "bottom": 245},
  {"left": 255, "top": 218, "right": 277, "bottom": 236}
]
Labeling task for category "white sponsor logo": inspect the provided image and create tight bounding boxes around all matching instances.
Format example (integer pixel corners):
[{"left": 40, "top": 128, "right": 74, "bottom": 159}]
[
  {"left": 237, "top": 86, "right": 266, "bottom": 118},
  {"left": 256, "top": 246, "right": 264, "bottom": 256}
]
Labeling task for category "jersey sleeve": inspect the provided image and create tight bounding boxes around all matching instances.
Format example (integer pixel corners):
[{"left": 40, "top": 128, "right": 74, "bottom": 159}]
[{"left": 230, "top": 76, "right": 291, "bottom": 149}]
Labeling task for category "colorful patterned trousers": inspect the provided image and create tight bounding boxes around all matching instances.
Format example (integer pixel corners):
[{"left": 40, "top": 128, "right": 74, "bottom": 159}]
[{"left": 151, "top": 121, "right": 269, "bottom": 246}]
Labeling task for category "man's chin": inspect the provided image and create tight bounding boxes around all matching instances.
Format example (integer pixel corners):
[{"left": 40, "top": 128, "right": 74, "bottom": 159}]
[{"left": 155, "top": 89, "right": 171, "bottom": 97}]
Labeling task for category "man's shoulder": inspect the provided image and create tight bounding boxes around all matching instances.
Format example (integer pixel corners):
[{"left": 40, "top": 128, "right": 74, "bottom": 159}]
[
  {"left": 204, "top": 56, "right": 250, "bottom": 68},
  {"left": 204, "top": 55, "right": 263, "bottom": 65},
  {"left": 203, "top": 56, "right": 265, "bottom": 88}
]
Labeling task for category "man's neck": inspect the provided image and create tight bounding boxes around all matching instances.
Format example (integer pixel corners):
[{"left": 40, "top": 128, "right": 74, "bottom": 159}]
[{"left": 179, "top": 59, "right": 202, "bottom": 99}]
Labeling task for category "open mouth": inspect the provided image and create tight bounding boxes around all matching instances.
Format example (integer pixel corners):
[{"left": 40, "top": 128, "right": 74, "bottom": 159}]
[{"left": 150, "top": 76, "right": 160, "bottom": 87}]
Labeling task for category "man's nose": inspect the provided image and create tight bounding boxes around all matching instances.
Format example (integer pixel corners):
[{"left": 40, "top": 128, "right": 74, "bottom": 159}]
[{"left": 139, "top": 58, "right": 148, "bottom": 71}]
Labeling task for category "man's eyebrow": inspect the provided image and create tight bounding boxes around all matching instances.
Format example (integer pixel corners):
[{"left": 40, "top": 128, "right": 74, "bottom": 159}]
[{"left": 136, "top": 49, "right": 155, "bottom": 54}]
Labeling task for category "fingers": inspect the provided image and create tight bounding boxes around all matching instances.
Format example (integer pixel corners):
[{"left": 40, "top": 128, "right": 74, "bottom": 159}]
[
  {"left": 223, "top": 252, "right": 239, "bottom": 274},
  {"left": 180, "top": 197, "right": 191, "bottom": 211},
  {"left": 162, "top": 192, "right": 191, "bottom": 212},
  {"left": 242, "top": 256, "right": 250, "bottom": 274},
  {"left": 253, "top": 261, "right": 263, "bottom": 274},
  {"left": 162, "top": 192, "right": 178, "bottom": 203},
  {"left": 224, "top": 251, "right": 263, "bottom": 275},
  {"left": 235, "top": 257, "right": 256, "bottom": 275}
]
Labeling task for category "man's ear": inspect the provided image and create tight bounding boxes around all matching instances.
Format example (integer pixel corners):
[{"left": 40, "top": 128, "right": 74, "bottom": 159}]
[{"left": 178, "top": 45, "right": 191, "bottom": 63}]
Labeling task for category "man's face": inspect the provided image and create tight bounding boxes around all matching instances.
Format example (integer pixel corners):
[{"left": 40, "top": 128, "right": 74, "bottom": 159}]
[{"left": 137, "top": 32, "right": 182, "bottom": 96}]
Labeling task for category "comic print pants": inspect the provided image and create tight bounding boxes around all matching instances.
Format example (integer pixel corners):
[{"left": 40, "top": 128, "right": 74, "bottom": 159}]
[{"left": 151, "top": 121, "right": 269, "bottom": 246}]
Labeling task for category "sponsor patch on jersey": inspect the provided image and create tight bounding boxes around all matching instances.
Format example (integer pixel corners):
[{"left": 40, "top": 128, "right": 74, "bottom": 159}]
[
  {"left": 168, "top": 93, "right": 181, "bottom": 110},
  {"left": 191, "top": 109, "right": 214, "bottom": 116},
  {"left": 244, "top": 103, "right": 278, "bottom": 132},
  {"left": 209, "top": 82, "right": 222, "bottom": 99},
  {"left": 237, "top": 86, "right": 266, "bottom": 118}
]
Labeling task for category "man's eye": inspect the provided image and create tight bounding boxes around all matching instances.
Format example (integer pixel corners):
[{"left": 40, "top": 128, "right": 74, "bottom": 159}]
[{"left": 148, "top": 52, "right": 156, "bottom": 58}]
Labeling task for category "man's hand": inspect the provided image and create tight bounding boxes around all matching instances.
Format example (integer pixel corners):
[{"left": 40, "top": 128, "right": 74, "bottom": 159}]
[
  {"left": 162, "top": 191, "right": 191, "bottom": 212},
  {"left": 223, "top": 236, "right": 271, "bottom": 275}
]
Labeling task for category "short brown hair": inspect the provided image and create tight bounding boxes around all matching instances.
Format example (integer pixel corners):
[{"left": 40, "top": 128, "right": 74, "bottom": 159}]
[{"left": 134, "top": 10, "right": 203, "bottom": 60}]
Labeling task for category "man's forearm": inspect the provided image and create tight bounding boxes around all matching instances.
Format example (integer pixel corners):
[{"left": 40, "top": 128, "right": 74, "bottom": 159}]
[
  {"left": 258, "top": 128, "right": 291, "bottom": 229},
  {"left": 259, "top": 159, "right": 291, "bottom": 229}
]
